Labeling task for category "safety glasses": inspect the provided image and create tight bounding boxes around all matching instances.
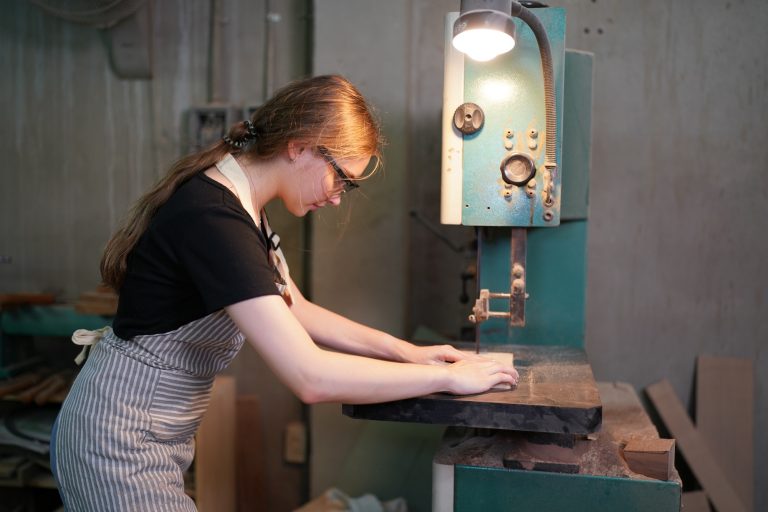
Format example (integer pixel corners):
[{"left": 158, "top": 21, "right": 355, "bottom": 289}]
[{"left": 317, "top": 147, "right": 360, "bottom": 193}]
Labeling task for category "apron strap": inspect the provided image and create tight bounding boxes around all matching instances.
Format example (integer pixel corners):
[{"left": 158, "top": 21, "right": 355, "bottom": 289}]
[{"left": 214, "top": 154, "right": 293, "bottom": 304}]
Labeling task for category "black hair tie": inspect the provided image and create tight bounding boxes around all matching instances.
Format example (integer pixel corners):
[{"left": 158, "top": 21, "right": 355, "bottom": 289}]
[{"left": 223, "top": 120, "right": 259, "bottom": 149}]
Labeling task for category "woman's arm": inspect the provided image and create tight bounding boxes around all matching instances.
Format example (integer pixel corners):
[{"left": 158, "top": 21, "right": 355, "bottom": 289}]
[
  {"left": 286, "top": 276, "right": 467, "bottom": 365},
  {"left": 226, "top": 295, "right": 518, "bottom": 405}
]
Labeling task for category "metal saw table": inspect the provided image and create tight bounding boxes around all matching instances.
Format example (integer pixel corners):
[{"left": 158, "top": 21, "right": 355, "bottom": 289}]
[{"left": 344, "top": 345, "right": 601, "bottom": 434}]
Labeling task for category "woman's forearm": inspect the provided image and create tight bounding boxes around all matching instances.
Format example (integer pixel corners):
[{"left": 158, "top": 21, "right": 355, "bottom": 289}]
[
  {"left": 227, "top": 295, "right": 517, "bottom": 404},
  {"left": 290, "top": 296, "right": 411, "bottom": 361}
]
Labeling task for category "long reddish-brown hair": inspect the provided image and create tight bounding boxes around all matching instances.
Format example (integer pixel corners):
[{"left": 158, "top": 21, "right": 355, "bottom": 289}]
[{"left": 100, "top": 75, "right": 383, "bottom": 290}]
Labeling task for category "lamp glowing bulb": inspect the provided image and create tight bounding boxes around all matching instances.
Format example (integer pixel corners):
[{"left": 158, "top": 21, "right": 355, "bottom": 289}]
[{"left": 453, "top": 28, "right": 516, "bottom": 61}]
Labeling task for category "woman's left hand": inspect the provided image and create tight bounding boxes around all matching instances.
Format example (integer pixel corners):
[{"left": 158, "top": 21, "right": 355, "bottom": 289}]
[{"left": 402, "top": 343, "right": 470, "bottom": 365}]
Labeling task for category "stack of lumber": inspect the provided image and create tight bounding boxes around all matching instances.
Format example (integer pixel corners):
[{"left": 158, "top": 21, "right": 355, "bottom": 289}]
[
  {"left": 0, "top": 293, "right": 56, "bottom": 309},
  {"left": 0, "top": 369, "right": 74, "bottom": 404}
]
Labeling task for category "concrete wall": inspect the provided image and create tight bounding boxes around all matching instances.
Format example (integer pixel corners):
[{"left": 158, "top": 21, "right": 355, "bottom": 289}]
[
  {"left": 568, "top": 3, "right": 766, "bottom": 511},
  {"left": 312, "top": 0, "right": 767, "bottom": 510}
]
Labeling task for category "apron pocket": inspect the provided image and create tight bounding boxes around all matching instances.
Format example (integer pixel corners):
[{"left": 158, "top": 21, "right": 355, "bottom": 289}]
[{"left": 147, "top": 370, "right": 214, "bottom": 443}]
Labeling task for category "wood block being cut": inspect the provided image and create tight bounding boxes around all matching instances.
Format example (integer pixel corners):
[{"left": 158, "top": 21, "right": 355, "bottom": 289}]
[{"left": 623, "top": 438, "right": 675, "bottom": 480}]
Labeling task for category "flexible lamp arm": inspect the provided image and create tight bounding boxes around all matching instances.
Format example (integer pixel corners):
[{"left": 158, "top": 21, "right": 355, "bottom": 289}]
[{"left": 512, "top": 2, "right": 557, "bottom": 171}]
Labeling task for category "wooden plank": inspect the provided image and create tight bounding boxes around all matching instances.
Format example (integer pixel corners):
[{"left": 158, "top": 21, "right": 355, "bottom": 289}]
[
  {"left": 196, "top": 375, "right": 236, "bottom": 512},
  {"left": 460, "top": 351, "right": 514, "bottom": 366},
  {"left": 646, "top": 379, "right": 746, "bottom": 512},
  {"left": 236, "top": 395, "right": 267, "bottom": 512},
  {"left": 696, "top": 356, "right": 753, "bottom": 512}
]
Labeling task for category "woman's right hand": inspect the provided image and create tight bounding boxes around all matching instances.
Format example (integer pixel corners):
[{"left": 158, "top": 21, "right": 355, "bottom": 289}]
[{"left": 444, "top": 358, "right": 519, "bottom": 395}]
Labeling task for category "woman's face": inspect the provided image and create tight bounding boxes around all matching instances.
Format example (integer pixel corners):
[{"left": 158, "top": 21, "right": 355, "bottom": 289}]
[{"left": 285, "top": 149, "right": 371, "bottom": 216}]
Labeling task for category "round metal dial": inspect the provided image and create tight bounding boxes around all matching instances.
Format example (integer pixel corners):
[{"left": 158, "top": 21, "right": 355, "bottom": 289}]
[{"left": 500, "top": 153, "right": 537, "bottom": 187}]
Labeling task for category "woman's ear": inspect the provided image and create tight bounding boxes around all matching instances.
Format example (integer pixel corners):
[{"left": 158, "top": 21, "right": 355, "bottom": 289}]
[{"left": 286, "top": 141, "right": 306, "bottom": 163}]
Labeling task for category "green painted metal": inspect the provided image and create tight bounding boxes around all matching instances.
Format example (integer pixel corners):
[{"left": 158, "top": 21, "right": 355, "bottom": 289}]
[
  {"left": 461, "top": 8, "right": 566, "bottom": 227},
  {"left": 1, "top": 305, "right": 112, "bottom": 337},
  {"left": 561, "top": 51, "right": 594, "bottom": 221},
  {"left": 475, "top": 48, "right": 594, "bottom": 347},
  {"left": 454, "top": 466, "right": 681, "bottom": 512},
  {"left": 479, "top": 220, "right": 588, "bottom": 347}
]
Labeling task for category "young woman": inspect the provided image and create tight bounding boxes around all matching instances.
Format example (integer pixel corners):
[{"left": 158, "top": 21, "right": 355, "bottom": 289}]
[{"left": 52, "top": 75, "right": 518, "bottom": 511}]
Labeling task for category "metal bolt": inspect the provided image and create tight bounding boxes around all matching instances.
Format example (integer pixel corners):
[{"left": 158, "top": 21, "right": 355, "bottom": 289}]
[
  {"left": 512, "top": 264, "right": 524, "bottom": 278},
  {"left": 543, "top": 210, "right": 554, "bottom": 222},
  {"left": 529, "top": 129, "right": 538, "bottom": 139}
]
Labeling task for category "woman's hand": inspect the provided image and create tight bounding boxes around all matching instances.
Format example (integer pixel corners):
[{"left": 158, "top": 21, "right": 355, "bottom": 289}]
[
  {"left": 444, "top": 358, "right": 519, "bottom": 395},
  {"left": 401, "top": 343, "right": 519, "bottom": 395}
]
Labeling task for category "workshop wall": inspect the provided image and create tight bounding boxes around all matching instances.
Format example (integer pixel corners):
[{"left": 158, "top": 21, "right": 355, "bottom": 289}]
[
  {"left": 0, "top": 1, "right": 310, "bottom": 510},
  {"left": 311, "top": 0, "right": 767, "bottom": 510}
]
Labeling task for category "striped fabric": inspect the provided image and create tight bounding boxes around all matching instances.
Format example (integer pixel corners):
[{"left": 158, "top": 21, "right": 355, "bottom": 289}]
[{"left": 52, "top": 310, "right": 245, "bottom": 511}]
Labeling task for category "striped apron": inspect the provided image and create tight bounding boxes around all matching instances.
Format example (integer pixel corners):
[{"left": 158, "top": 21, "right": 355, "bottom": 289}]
[{"left": 52, "top": 311, "right": 244, "bottom": 511}]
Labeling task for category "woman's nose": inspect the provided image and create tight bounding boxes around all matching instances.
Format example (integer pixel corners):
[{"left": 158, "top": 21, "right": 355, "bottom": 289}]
[{"left": 328, "top": 194, "right": 342, "bottom": 206}]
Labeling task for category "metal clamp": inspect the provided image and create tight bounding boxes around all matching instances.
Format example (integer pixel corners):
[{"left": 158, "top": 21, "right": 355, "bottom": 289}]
[{"left": 468, "top": 289, "right": 513, "bottom": 324}]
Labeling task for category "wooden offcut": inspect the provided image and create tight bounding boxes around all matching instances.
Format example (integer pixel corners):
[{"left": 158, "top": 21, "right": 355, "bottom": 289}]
[
  {"left": 696, "top": 356, "right": 753, "bottom": 512},
  {"left": 196, "top": 375, "right": 236, "bottom": 512},
  {"left": 646, "top": 379, "right": 746, "bottom": 512},
  {"left": 622, "top": 438, "right": 675, "bottom": 480}
]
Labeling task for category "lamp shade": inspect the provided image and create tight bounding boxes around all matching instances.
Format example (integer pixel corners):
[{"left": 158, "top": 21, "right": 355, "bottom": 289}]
[{"left": 452, "top": 9, "right": 516, "bottom": 61}]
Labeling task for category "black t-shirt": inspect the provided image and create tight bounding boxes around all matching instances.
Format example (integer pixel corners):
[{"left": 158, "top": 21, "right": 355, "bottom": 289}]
[{"left": 113, "top": 173, "right": 281, "bottom": 340}]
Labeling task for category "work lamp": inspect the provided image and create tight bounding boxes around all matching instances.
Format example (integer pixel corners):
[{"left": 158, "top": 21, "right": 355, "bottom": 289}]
[{"left": 452, "top": 6, "right": 517, "bottom": 61}]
